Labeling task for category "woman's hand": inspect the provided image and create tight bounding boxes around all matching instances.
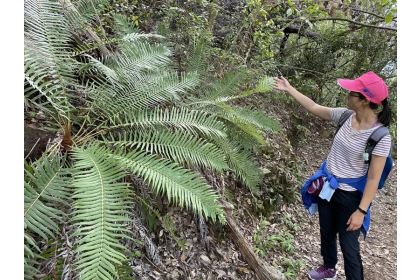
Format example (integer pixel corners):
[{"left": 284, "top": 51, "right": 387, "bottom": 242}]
[
  {"left": 346, "top": 210, "right": 365, "bottom": 231},
  {"left": 273, "top": 76, "right": 292, "bottom": 92}
]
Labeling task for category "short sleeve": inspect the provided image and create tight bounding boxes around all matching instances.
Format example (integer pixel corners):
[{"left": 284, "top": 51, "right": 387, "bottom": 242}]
[
  {"left": 372, "top": 134, "right": 392, "bottom": 157},
  {"left": 330, "top": 108, "right": 348, "bottom": 125}
]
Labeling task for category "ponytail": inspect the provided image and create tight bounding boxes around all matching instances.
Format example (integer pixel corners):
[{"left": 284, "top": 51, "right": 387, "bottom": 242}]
[
  {"left": 356, "top": 92, "right": 392, "bottom": 126},
  {"left": 377, "top": 98, "right": 392, "bottom": 127}
]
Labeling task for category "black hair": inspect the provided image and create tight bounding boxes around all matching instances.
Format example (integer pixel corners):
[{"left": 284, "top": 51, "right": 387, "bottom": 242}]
[{"left": 356, "top": 92, "right": 392, "bottom": 126}]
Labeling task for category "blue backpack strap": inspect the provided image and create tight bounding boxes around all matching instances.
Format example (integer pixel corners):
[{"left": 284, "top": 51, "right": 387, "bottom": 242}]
[{"left": 334, "top": 109, "right": 354, "bottom": 137}]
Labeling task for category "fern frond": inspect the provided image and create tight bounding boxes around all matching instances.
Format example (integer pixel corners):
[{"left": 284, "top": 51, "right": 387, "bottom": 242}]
[
  {"left": 70, "top": 144, "right": 133, "bottom": 280},
  {"left": 24, "top": 233, "right": 42, "bottom": 279},
  {"left": 186, "top": 75, "right": 274, "bottom": 106},
  {"left": 185, "top": 32, "right": 212, "bottom": 78},
  {"left": 64, "top": 0, "right": 108, "bottom": 29},
  {"left": 105, "top": 130, "right": 228, "bottom": 172},
  {"left": 24, "top": 253, "right": 42, "bottom": 279},
  {"left": 107, "top": 40, "right": 172, "bottom": 74},
  {"left": 220, "top": 76, "right": 275, "bottom": 102},
  {"left": 24, "top": 0, "right": 78, "bottom": 118},
  {"left": 211, "top": 138, "right": 263, "bottom": 193},
  {"left": 187, "top": 68, "right": 247, "bottom": 106},
  {"left": 110, "top": 150, "right": 225, "bottom": 224},
  {"left": 225, "top": 122, "right": 262, "bottom": 151},
  {"left": 24, "top": 154, "right": 71, "bottom": 240},
  {"left": 230, "top": 106, "right": 281, "bottom": 132},
  {"left": 122, "top": 33, "right": 166, "bottom": 42},
  {"left": 109, "top": 107, "right": 226, "bottom": 138},
  {"left": 85, "top": 54, "right": 119, "bottom": 83},
  {"left": 135, "top": 195, "right": 186, "bottom": 252},
  {"left": 161, "top": 213, "right": 186, "bottom": 251},
  {"left": 198, "top": 104, "right": 268, "bottom": 146},
  {"left": 229, "top": 120, "right": 266, "bottom": 145},
  {"left": 97, "top": 71, "right": 201, "bottom": 117},
  {"left": 113, "top": 13, "right": 138, "bottom": 37}
]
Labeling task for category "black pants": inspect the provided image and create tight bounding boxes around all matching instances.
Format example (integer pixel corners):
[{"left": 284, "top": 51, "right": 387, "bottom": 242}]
[{"left": 318, "top": 188, "right": 364, "bottom": 280}]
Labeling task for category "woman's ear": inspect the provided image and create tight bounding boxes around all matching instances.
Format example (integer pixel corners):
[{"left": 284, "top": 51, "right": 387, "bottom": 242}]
[{"left": 362, "top": 98, "right": 370, "bottom": 106}]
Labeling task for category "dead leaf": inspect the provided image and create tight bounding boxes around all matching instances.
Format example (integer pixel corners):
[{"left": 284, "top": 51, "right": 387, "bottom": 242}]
[{"left": 238, "top": 267, "right": 249, "bottom": 274}]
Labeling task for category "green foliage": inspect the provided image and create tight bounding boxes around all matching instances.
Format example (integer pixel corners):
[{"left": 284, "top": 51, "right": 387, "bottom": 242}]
[
  {"left": 273, "top": 257, "right": 305, "bottom": 280},
  {"left": 253, "top": 220, "right": 295, "bottom": 257},
  {"left": 111, "top": 148, "right": 225, "bottom": 224},
  {"left": 212, "top": 137, "right": 263, "bottom": 193},
  {"left": 24, "top": 0, "right": 78, "bottom": 119},
  {"left": 24, "top": 155, "right": 71, "bottom": 240},
  {"left": 108, "top": 107, "right": 227, "bottom": 138},
  {"left": 71, "top": 144, "right": 133, "bottom": 279},
  {"left": 280, "top": 215, "right": 300, "bottom": 232},
  {"left": 104, "top": 130, "right": 228, "bottom": 172}
]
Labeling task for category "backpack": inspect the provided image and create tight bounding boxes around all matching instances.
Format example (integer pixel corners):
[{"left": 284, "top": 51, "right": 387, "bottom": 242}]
[{"left": 334, "top": 110, "right": 394, "bottom": 189}]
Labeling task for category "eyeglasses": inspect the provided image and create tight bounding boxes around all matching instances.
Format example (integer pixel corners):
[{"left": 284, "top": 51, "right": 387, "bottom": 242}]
[{"left": 347, "top": 92, "right": 361, "bottom": 98}]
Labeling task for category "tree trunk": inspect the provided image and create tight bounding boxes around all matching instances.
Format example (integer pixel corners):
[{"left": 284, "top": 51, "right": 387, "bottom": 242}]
[
  {"left": 220, "top": 200, "right": 285, "bottom": 280},
  {"left": 59, "top": 0, "right": 112, "bottom": 58}
]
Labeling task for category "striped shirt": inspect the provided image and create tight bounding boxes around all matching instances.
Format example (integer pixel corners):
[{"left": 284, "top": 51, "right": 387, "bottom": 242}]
[{"left": 326, "top": 108, "right": 392, "bottom": 191}]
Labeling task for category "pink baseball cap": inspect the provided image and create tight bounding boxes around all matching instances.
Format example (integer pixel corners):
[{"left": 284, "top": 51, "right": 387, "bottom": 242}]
[{"left": 337, "top": 71, "right": 388, "bottom": 105}]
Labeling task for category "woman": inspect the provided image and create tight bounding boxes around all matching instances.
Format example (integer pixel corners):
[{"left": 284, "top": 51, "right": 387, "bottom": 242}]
[{"left": 273, "top": 71, "right": 392, "bottom": 280}]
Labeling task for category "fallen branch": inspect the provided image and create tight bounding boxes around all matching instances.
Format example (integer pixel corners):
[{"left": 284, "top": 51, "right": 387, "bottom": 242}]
[{"left": 220, "top": 200, "right": 285, "bottom": 280}]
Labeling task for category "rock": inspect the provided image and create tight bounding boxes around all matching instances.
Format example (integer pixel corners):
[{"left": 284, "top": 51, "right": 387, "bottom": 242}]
[
  {"left": 171, "top": 270, "right": 180, "bottom": 279},
  {"left": 200, "top": 255, "right": 212, "bottom": 265},
  {"left": 261, "top": 168, "right": 271, "bottom": 175}
]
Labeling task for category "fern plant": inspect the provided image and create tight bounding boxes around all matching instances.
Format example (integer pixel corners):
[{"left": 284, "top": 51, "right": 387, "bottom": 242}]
[
  {"left": 24, "top": 2, "right": 281, "bottom": 279},
  {"left": 181, "top": 36, "right": 280, "bottom": 191}
]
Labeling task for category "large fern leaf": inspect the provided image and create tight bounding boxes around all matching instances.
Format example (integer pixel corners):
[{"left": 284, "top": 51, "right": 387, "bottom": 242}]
[
  {"left": 108, "top": 107, "right": 226, "bottom": 138},
  {"left": 220, "top": 106, "right": 281, "bottom": 132},
  {"left": 24, "top": 154, "right": 71, "bottom": 240},
  {"left": 24, "top": 154, "right": 71, "bottom": 278},
  {"left": 96, "top": 71, "right": 200, "bottom": 117},
  {"left": 64, "top": 0, "right": 109, "bottom": 29},
  {"left": 110, "top": 149, "right": 225, "bottom": 224},
  {"left": 211, "top": 138, "right": 263, "bottom": 193},
  {"left": 187, "top": 76, "right": 274, "bottom": 106},
  {"left": 24, "top": 232, "right": 43, "bottom": 279},
  {"left": 219, "top": 76, "right": 275, "bottom": 102},
  {"left": 184, "top": 32, "right": 212, "bottom": 78},
  {"left": 187, "top": 68, "right": 247, "bottom": 106},
  {"left": 107, "top": 40, "right": 172, "bottom": 75},
  {"left": 113, "top": 13, "right": 139, "bottom": 37},
  {"left": 105, "top": 130, "right": 228, "bottom": 172},
  {"left": 24, "top": 0, "right": 78, "bottom": 118},
  {"left": 70, "top": 144, "right": 133, "bottom": 280}
]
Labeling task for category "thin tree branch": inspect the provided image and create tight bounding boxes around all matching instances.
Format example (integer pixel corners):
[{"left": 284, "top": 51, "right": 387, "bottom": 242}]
[
  {"left": 350, "top": 7, "right": 397, "bottom": 22},
  {"left": 308, "top": 17, "right": 397, "bottom": 32}
]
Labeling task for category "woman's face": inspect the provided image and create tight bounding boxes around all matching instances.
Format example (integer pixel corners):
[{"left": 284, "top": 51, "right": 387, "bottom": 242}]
[{"left": 346, "top": 91, "right": 363, "bottom": 110}]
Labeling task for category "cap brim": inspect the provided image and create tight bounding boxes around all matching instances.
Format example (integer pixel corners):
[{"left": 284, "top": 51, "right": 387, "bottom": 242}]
[{"left": 337, "top": 79, "right": 361, "bottom": 92}]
